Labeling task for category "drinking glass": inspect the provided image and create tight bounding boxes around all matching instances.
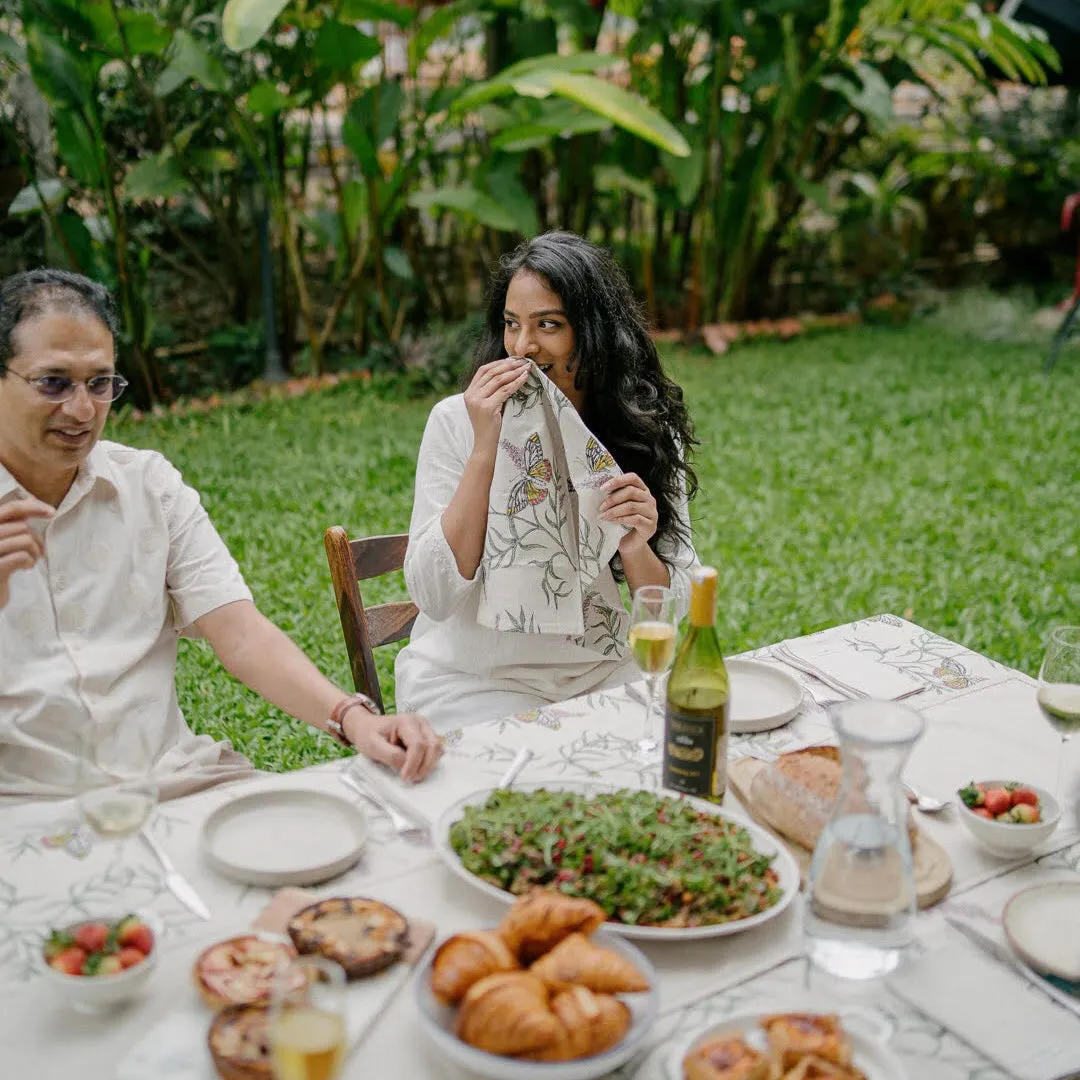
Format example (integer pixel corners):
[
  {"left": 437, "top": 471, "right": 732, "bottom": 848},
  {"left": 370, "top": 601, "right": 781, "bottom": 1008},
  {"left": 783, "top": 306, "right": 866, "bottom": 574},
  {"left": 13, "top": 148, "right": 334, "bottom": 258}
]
[
  {"left": 77, "top": 720, "right": 158, "bottom": 840},
  {"left": 805, "top": 699, "right": 925, "bottom": 980},
  {"left": 628, "top": 585, "right": 679, "bottom": 761},
  {"left": 1037, "top": 626, "right": 1080, "bottom": 801},
  {"left": 269, "top": 956, "right": 347, "bottom": 1080}
]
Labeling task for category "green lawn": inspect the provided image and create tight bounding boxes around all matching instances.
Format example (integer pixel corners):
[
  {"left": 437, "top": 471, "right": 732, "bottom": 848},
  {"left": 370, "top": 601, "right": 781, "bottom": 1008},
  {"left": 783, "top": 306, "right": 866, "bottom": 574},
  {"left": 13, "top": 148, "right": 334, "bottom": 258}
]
[{"left": 109, "top": 323, "right": 1080, "bottom": 771}]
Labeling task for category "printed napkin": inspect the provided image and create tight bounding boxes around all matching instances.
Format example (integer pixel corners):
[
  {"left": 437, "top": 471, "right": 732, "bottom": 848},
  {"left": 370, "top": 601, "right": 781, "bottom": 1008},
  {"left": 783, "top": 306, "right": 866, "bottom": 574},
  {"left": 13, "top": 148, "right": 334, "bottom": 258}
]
[
  {"left": 778, "top": 638, "right": 926, "bottom": 700},
  {"left": 478, "top": 363, "right": 629, "bottom": 658}
]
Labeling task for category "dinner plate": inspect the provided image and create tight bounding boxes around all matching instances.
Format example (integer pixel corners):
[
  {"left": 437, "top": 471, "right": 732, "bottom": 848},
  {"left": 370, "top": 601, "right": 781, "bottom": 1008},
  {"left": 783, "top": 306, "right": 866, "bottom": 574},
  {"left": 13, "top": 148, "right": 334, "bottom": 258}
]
[
  {"left": 413, "top": 929, "right": 659, "bottom": 1080},
  {"left": 434, "top": 780, "right": 800, "bottom": 941},
  {"left": 1003, "top": 881, "right": 1080, "bottom": 983},
  {"left": 727, "top": 659, "right": 804, "bottom": 733},
  {"left": 201, "top": 789, "right": 368, "bottom": 886},
  {"left": 665, "top": 1007, "right": 905, "bottom": 1080}
]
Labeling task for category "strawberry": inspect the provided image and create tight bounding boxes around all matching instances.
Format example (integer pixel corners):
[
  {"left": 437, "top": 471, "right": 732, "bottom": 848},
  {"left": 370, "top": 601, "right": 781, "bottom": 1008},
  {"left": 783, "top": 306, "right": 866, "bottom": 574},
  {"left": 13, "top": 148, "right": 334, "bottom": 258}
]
[
  {"left": 984, "top": 788, "right": 1012, "bottom": 816},
  {"left": 1012, "top": 803, "right": 1040, "bottom": 824},
  {"left": 959, "top": 783, "right": 986, "bottom": 808},
  {"left": 973, "top": 808, "right": 994, "bottom": 819},
  {"left": 74, "top": 922, "right": 109, "bottom": 954},
  {"left": 43, "top": 930, "right": 75, "bottom": 960},
  {"left": 116, "top": 917, "right": 153, "bottom": 955},
  {"left": 1010, "top": 787, "right": 1039, "bottom": 808},
  {"left": 117, "top": 947, "right": 146, "bottom": 969},
  {"left": 83, "top": 952, "right": 123, "bottom": 976},
  {"left": 995, "top": 812, "right": 1013, "bottom": 822},
  {"left": 49, "top": 947, "right": 87, "bottom": 976}
]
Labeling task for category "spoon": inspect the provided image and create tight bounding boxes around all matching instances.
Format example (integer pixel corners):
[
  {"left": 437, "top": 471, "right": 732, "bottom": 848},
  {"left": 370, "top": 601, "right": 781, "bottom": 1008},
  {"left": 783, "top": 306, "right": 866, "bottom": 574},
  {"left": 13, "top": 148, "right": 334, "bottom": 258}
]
[{"left": 903, "top": 780, "right": 952, "bottom": 813}]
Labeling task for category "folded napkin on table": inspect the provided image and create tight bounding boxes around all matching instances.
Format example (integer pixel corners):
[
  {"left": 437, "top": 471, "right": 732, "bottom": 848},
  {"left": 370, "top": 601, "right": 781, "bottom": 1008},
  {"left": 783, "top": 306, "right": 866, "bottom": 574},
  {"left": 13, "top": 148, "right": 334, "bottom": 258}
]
[
  {"left": 478, "top": 362, "right": 629, "bottom": 658},
  {"left": 776, "top": 638, "right": 925, "bottom": 700},
  {"left": 888, "top": 932, "right": 1080, "bottom": 1080}
]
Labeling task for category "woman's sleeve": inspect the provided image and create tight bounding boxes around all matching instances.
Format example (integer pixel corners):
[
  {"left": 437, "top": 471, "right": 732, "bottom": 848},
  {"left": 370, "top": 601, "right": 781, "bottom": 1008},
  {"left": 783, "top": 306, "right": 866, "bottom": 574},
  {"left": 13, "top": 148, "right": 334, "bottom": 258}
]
[
  {"left": 403, "top": 400, "right": 483, "bottom": 621},
  {"left": 657, "top": 463, "right": 700, "bottom": 619}
]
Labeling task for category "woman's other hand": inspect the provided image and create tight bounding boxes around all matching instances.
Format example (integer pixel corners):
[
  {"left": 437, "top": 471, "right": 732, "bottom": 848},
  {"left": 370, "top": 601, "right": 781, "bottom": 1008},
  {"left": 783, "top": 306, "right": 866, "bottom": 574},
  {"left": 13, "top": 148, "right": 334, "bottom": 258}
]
[
  {"left": 601, "top": 473, "right": 659, "bottom": 556},
  {"left": 463, "top": 357, "right": 531, "bottom": 458}
]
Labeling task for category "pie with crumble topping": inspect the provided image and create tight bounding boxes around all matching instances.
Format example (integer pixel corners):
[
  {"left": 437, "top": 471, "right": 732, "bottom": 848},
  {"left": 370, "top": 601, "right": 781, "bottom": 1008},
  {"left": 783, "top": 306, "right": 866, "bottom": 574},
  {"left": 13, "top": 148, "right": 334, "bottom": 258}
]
[
  {"left": 208, "top": 1003, "right": 272, "bottom": 1080},
  {"left": 287, "top": 897, "right": 409, "bottom": 979}
]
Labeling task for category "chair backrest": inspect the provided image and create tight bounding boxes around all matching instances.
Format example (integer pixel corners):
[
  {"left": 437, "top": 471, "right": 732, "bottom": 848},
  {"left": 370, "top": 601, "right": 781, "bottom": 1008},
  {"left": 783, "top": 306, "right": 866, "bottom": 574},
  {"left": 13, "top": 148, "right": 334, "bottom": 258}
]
[{"left": 323, "top": 526, "right": 419, "bottom": 714}]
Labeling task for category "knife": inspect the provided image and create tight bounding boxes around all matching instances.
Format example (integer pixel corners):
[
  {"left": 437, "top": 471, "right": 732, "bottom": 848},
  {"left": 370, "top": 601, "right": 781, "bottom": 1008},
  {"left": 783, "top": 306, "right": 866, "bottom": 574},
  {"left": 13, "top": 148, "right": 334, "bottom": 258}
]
[
  {"left": 946, "top": 915, "right": 1080, "bottom": 1018},
  {"left": 140, "top": 829, "right": 212, "bottom": 920}
]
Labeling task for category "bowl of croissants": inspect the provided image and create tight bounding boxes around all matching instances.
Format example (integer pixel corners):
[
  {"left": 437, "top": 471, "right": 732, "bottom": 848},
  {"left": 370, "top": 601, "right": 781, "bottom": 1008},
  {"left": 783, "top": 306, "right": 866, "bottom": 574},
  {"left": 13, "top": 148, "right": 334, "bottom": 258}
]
[{"left": 414, "top": 888, "right": 659, "bottom": 1080}]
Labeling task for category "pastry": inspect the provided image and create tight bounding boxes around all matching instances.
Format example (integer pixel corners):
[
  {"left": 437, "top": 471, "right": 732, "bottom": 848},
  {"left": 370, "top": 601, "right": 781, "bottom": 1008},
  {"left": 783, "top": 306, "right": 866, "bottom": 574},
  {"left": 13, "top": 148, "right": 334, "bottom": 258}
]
[
  {"left": 287, "top": 897, "right": 408, "bottom": 979},
  {"left": 682, "top": 1036, "right": 769, "bottom": 1080},
  {"left": 194, "top": 935, "right": 301, "bottom": 1011},
  {"left": 529, "top": 932, "right": 649, "bottom": 994},
  {"left": 524, "top": 985, "right": 631, "bottom": 1062},
  {"left": 207, "top": 1003, "right": 272, "bottom": 1080},
  {"left": 430, "top": 930, "right": 518, "bottom": 1004},
  {"left": 496, "top": 888, "right": 607, "bottom": 963},
  {"left": 761, "top": 1014, "right": 852, "bottom": 1071},
  {"left": 780, "top": 1057, "right": 866, "bottom": 1080},
  {"left": 455, "top": 971, "right": 562, "bottom": 1056}
]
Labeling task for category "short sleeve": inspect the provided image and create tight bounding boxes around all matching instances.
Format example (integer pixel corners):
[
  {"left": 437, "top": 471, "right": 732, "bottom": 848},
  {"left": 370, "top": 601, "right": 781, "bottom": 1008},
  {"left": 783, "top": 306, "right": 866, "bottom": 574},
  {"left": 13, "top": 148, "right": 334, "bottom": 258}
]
[
  {"left": 403, "top": 397, "right": 483, "bottom": 622},
  {"left": 150, "top": 455, "right": 253, "bottom": 631}
]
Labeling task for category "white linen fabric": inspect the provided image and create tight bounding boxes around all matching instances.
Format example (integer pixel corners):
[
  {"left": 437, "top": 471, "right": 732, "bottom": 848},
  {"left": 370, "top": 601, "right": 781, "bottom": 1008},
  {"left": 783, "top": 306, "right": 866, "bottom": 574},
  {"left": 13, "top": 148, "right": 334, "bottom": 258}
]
[
  {"left": 394, "top": 386, "right": 699, "bottom": 730},
  {"left": 478, "top": 364, "right": 628, "bottom": 650},
  {"left": 0, "top": 440, "right": 256, "bottom": 801}
]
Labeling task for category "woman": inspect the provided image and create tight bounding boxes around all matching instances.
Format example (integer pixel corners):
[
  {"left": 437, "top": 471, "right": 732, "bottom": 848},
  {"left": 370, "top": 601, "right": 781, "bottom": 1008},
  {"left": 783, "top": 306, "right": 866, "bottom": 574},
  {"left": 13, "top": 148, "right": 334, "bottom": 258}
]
[{"left": 395, "top": 232, "right": 699, "bottom": 728}]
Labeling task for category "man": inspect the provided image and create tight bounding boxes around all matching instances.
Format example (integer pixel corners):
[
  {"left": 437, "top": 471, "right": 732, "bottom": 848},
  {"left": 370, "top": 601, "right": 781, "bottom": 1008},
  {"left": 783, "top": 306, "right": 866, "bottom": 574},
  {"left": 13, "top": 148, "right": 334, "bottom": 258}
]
[{"left": 0, "top": 268, "right": 442, "bottom": 800}]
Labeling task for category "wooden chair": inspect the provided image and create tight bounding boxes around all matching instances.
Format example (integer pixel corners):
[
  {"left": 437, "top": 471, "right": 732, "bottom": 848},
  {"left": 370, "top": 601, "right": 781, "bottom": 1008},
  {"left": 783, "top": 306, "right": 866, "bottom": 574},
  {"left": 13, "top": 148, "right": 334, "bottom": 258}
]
[{"left": 323, "top": 526, "right": 419, "bottom": 714}]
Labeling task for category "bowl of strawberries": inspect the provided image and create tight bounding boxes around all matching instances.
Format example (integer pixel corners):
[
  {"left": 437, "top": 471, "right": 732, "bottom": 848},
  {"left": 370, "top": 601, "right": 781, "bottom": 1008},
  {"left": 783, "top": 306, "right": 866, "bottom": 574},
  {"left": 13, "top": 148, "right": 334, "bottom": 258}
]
[
  {"left": 957, "top": 780, "right": 1061, "bottom": 857},
  {"left": 41, "top": 913, "right": 158, "bottom": 1011}
]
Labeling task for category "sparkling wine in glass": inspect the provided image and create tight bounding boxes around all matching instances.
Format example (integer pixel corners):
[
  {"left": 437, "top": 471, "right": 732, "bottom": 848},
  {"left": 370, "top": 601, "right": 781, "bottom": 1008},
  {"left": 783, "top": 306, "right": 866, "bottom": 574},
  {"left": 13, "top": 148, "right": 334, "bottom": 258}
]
[
  {"left": 270, "top": 956, "right": 347, "bottom": 1080},
  {"left": 78, "top": 721, "right": 158, "bottom": 840},
  {"left": 628, "top": 585, "right": 679, "bottom": 760},
  {"left": 1038, "top": 626, "right": 1080, "bottom": 800}
]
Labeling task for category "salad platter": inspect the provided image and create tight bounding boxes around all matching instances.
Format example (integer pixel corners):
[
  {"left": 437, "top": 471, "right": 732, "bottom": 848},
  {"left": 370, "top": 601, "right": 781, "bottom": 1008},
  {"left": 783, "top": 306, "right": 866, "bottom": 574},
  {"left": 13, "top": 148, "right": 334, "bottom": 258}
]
[{"left": 435, "top": 780, "right": 799, "bottom": 942}]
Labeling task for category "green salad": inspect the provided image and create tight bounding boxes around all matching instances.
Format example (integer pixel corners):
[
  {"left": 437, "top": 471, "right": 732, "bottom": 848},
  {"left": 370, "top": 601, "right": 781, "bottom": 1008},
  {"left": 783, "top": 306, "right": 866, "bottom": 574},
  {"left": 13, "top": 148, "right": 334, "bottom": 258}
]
[{"left": 448, "top": 787, "right": 782, "bottom": 928}]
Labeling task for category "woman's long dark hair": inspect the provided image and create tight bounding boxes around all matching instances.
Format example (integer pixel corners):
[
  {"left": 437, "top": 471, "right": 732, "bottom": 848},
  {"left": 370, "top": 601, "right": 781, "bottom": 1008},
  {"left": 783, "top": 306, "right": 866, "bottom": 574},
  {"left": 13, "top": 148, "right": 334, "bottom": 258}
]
[{"left": 471, "top": 231, "right": 698, "bottom": 569}]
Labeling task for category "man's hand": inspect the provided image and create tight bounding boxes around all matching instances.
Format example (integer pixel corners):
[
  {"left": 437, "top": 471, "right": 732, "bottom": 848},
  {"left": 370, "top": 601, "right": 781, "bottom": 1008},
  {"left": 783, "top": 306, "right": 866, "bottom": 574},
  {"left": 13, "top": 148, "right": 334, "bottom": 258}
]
[
  {"left": 0, "top": 497, "right": 53, "bottom": 608},
  {"left": 343, "top": 710, "right": 444, "bottom": 783}
]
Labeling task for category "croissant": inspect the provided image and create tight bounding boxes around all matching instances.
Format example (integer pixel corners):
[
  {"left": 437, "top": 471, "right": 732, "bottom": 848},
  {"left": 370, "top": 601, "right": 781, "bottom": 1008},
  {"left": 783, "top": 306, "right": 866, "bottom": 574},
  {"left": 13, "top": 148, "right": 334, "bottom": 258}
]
[
  {"left": 455, "top": 972, "right": 561, "bottom": 1056},
  {"left": 496, "top": 889, "right": 607, "bottom": 963},
  {"left": 761, "top": 1015, "right": 852, "bottom": 1072},
  {"left": 430, "top": 931, "right": 518, "bottom": 1005},
  {"left": 682, "top": 1036, "right": 770, "bottom": 1080},
  {"left": 529, "top": 933, "right": 649, "bottom": 994},
  {"left": 523, "top": 986, "right": 631, "bottom": 1062}
]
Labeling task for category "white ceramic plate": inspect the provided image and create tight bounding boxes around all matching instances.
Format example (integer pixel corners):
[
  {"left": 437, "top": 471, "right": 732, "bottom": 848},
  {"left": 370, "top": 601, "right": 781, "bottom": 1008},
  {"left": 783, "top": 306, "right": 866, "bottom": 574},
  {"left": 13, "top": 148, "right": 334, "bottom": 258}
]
[
  {"left": 201, "top": 789, "right": 368, "bottom": 886},
  {"left": 1003, "top": 881, "right": 1080, "bottom": 982},
  {"left": 435, "top": 780, "right": 799, "bottom": 941},
  {"left": 413, "top": 929, "right": 658, "bottom": 1080},
  {"left": 665, "top": 1007, "right": 905, "bottom": 1080},
  {"left": 727, "top": 659, "right": 804, "bottom": 733}
]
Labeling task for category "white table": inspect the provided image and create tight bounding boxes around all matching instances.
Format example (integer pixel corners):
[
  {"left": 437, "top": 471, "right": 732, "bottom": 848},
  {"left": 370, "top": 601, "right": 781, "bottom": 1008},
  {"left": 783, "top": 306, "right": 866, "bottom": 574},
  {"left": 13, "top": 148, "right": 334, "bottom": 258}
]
[{"left": 2, "top": 615, "right": 1078, "bottom": 1080}]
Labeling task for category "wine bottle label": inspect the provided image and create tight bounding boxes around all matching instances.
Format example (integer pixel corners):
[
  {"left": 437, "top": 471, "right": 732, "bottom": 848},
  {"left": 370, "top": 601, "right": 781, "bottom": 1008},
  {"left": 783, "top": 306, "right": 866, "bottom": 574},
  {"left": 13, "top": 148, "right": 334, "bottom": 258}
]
[{"left": 662, "top": 702, "right": 729, "bottom": 802}]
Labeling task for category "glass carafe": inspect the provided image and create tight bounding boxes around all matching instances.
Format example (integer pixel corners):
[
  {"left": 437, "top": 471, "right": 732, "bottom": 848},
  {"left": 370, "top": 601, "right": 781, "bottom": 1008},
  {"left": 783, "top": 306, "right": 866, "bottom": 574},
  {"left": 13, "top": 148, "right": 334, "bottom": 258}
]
[{"left": 804, "top": 699, "right": 925, "bottom": 980}]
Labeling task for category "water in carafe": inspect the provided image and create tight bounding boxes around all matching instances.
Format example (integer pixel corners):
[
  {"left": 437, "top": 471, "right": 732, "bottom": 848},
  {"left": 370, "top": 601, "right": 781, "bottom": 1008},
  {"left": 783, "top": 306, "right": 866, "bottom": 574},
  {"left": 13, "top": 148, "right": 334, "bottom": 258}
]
[{"left": 804, "top": 699, "right": 925, "bottom": 979}]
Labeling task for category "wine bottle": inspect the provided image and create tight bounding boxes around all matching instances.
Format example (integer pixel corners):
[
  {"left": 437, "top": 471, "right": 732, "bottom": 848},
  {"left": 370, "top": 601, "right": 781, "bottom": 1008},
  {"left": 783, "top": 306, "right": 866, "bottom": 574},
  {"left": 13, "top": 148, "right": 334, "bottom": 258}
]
[{"left": 663, "top": 566, "right": 730, "bottom": 802}]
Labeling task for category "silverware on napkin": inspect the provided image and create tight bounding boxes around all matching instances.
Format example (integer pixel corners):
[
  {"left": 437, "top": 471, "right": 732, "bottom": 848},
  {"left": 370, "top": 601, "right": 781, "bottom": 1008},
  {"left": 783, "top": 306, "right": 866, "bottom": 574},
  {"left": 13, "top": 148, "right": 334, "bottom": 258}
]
[
  {"left": 773, "top": 641, "right": 927, "bottom": 702},
  {"left": 946, "top": 914, "right": 1080, "bottom": 1019},
  {"left": 140, "top": 829, "right": 211, "bottom": 920},
  {"left": 341, "top": 766, "right": 430, "bottom": 843},
  {"left": 498, "top": 748, "right": 534, "bottom": 789}
]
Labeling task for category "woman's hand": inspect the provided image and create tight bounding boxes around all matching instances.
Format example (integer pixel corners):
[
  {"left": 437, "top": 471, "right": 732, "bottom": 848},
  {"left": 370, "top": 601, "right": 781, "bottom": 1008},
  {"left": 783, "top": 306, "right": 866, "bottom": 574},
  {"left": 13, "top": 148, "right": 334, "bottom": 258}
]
[
  {"left": 601, "top": 473, "right": 658, "bottom": 556},
  {"left": 463, "top": 357, "right": 531, "bottom": 458}
]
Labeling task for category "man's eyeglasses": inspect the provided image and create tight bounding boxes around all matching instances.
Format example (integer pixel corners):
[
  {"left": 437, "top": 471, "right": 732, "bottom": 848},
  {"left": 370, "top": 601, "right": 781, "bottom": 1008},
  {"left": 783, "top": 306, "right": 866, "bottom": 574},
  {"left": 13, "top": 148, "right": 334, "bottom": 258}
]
[{"left": 7, "top": 370, "right": 129, "bottom": 403}]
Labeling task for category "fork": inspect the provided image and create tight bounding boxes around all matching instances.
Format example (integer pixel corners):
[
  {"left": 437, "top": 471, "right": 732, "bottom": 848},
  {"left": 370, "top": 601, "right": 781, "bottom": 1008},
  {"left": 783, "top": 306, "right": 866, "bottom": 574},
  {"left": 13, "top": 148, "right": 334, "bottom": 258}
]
[{"left": 340, "top": 771, "right": 430, "bottom": 843}]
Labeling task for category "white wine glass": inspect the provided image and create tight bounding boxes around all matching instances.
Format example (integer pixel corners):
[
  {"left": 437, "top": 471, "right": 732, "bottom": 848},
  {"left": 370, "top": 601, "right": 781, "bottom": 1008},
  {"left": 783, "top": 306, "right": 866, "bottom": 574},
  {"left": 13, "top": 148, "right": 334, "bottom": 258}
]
[
  {"left": 269, "top": 955, "right": 347, "bottom": 1080},
  {"left": 628, "top": 585, "right": 679, "bottom": 761},
  {"left": 77, "top": 720, "right": 159, "bottom": 840},
  {"left": 1037, "top": 626, "right": 1080, "bottom": 803}
]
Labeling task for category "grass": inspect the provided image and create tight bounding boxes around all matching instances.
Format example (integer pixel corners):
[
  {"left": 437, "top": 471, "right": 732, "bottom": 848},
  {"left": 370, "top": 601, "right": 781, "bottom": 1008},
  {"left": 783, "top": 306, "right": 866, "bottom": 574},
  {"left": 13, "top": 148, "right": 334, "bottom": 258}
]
[{"left": 108, "top": 321, "right": 1080, "bottom": 772}]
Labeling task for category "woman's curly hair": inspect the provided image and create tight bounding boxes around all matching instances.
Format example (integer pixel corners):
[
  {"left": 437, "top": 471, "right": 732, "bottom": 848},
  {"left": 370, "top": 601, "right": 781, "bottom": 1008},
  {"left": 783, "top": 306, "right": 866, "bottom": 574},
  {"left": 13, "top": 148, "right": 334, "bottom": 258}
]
[{"left": 471, "top": 231, "right": 698, "bottom": 569}]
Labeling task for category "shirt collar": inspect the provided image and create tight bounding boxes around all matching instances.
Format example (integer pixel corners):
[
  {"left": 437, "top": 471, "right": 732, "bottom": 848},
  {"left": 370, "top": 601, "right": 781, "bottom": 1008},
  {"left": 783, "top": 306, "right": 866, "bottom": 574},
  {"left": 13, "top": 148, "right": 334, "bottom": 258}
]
[{"left": 0, "top": 440, "right": 120, "bottom": 505}]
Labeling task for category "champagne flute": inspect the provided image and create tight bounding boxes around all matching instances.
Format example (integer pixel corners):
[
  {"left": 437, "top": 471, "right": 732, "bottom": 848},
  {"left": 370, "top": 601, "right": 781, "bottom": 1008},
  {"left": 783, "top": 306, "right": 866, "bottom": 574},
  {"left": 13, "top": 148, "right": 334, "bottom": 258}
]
[
  {"left": 269, "top": 956, "right": 347, "bottom": 1080},
  {"left": 1037, "top": 626, "right": 1080, "bottom": 802},
  {"left": 628, "top": 585, "right": 679, "bottom": 761},
  {"left": 77, "top": 720, "right": 158, "bottom": 840}
]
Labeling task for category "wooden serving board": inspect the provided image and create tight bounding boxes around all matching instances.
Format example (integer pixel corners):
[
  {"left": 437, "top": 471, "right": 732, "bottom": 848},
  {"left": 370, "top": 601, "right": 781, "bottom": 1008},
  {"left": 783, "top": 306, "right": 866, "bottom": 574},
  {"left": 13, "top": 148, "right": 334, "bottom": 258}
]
[{"left": 729, "top": 757, "right": 952, "bottom": 910}]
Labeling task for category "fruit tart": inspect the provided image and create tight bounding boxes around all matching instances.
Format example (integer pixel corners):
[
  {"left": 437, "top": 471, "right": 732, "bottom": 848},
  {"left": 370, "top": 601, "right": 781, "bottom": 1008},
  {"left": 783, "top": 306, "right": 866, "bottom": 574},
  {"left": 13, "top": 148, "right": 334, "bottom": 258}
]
[
  {"left": 194, "top": 935, "right": 302, "bottom": 1011},
  {"left": 287, "top": 897, "right": 409, "bottom": 979}
]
